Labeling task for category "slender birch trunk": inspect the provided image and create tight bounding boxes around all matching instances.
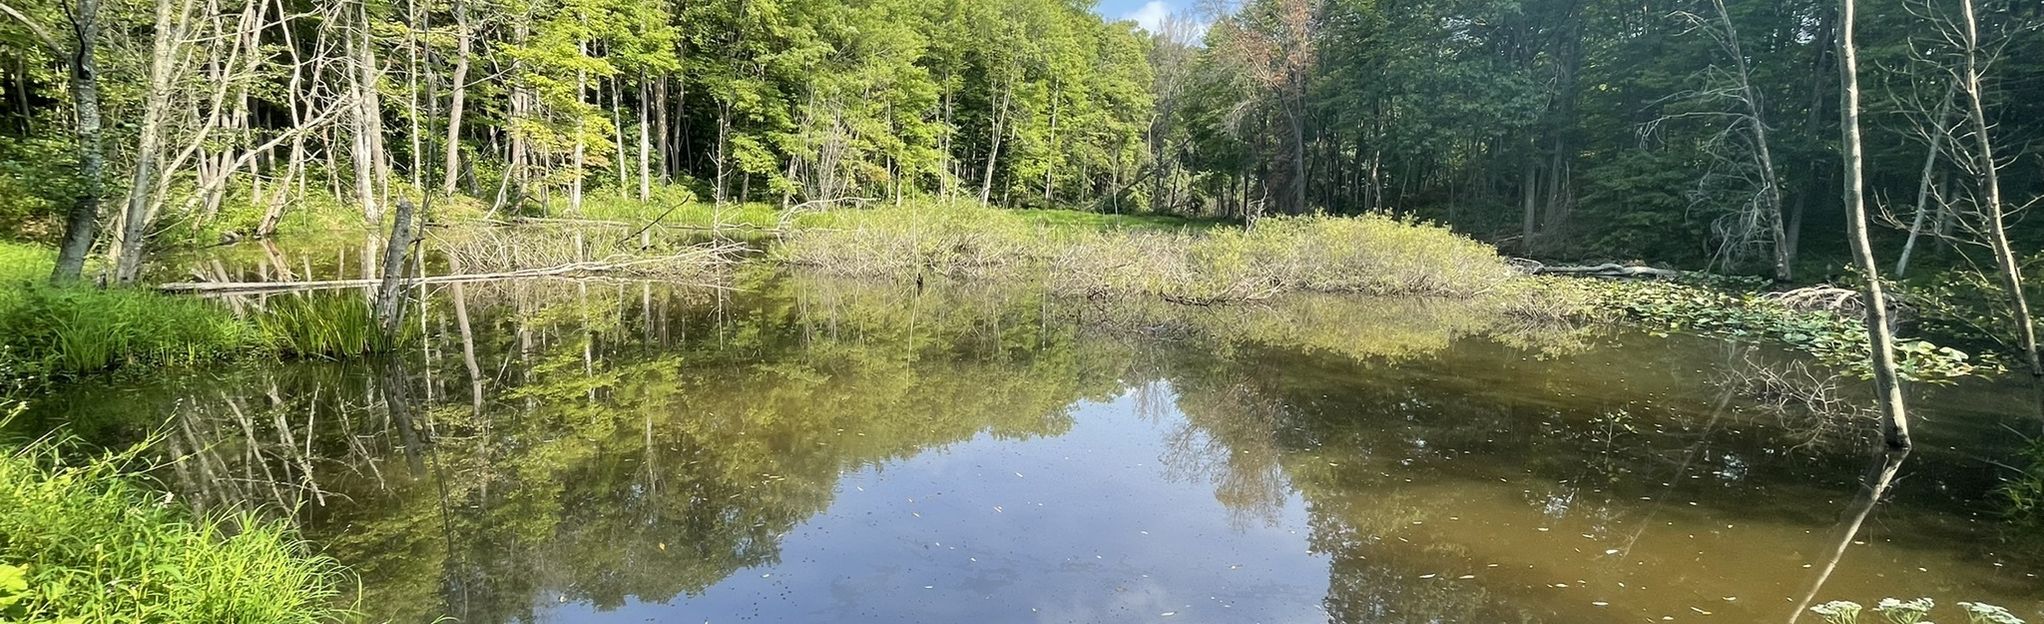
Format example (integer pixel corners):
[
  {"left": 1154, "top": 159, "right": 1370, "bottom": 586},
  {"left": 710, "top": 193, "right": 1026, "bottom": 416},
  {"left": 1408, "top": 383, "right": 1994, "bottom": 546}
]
[
  {"left": 440, "top": 0, "right": 471, "bottom": 194},
  {"left": 1838, "top": 0, "right": 1912, "bottom": 451}
]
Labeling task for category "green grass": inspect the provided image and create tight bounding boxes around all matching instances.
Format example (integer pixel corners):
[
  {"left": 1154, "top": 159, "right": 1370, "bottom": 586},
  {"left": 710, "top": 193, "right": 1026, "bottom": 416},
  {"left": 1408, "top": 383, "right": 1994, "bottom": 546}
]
[
  {"left": 0, "top": 243, "right": 421, "bottom": 386},
  {"left": 0, "top": 244, "right": 254, "bottom": 383},
  {"left": 256, "top": 294, "right": 415, "bottom": 360},
  {"left": 0, "top": 424, "right": 353, "bottom": 623},
  {"left": 777, "top": 201, "right": 1518, "bottom": 300}
]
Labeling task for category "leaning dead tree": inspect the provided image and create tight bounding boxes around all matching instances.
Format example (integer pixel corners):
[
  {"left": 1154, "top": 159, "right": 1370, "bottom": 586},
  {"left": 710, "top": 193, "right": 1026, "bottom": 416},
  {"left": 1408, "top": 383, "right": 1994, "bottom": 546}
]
[
  {"left": 1950, "top": 0, "right": 2040, "bottom": 378},
  {"left": 1893, "top": 0, "right": 2043, "bottom": 378},
  {"left": 1838, "top": 0, "right": 1912, "bottom": 451},
  {"left": 1665, "top": 0, "right": 1792, "bottom": 282}
]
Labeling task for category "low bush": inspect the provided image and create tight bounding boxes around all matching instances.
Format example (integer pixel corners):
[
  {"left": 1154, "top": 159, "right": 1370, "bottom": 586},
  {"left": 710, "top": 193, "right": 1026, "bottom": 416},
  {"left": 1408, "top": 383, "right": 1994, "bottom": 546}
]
[{"left": 0, "top": 424, "right": 353, "bottom": 623}]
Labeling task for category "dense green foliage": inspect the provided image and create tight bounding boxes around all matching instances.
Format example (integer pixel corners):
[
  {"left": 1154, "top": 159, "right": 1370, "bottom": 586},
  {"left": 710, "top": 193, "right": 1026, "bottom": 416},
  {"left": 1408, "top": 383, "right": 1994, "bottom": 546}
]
[
  {"left": 1159, "top": 0, "right": 2044, "bottom": 270},
  {"left": 0, "top": 429, "right": 351, "bottom": 623},
  {"left": 0, "top": 0, "right": 1155, "bottom": 245}
]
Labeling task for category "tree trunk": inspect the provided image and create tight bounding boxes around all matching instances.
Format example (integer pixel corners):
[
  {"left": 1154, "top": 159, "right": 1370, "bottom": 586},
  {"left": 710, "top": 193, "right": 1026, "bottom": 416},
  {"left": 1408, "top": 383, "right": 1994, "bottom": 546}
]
[
  {"left": 349, "top": 6, "right": 385, "bottom": 224},
  {"left": 374, "top": 198, "right": 417, "bottom": 335},
  {"left": 49, "top": 0, "right": 104, "bottom": 283},
  {"left": 638, "top": 76, "right": 651, "bottom": 201},
  {"left": 569, "top": 40, "right": 587, "bottom": 214},
  {"left": 1709, "top": 0, "right": 1791, "bottom": 283},
  {"left": 440, "top": 0, "right": 471, "bottom": 194},
  {"left": 111, "top": 0, "right": 193, "bottom": 283},
  {"left": 1896, "top": 88, "right": 1954, "bottom": 277},
  {"left": 980, "top": 79, "right": 1012, "bottom": 206},
  {"left": 1957, "top": 0, "right": 2042, "bottom": 378},
  {"left": 1520, "top": 157, "right": 1539, "bottom": 253},
  {"left": 1838, "top": 0, "right": 1911, "bottom": 451}
]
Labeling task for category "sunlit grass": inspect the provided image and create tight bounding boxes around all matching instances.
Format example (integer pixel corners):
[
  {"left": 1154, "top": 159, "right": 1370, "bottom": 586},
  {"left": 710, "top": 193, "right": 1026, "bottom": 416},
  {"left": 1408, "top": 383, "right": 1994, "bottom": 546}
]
[
  {"left": 256, "top": 293, "right": 415, "bottom": 359},
  {"left": 0, "top": 424, "right": 354, "bottom": 623},
  {"left": 0, "top": 243, "right": 254, "bottom": 382},
  {"left": 779, "top": 201, "right": 1518, "bottom": 300}
]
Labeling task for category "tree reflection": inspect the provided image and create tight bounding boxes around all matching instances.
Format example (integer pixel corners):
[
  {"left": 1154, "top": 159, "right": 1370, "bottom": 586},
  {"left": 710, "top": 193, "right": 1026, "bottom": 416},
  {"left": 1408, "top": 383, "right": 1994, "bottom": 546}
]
[
  {"left": 30, "top": 269, "right": 2029, "bottom": 623},
  {"left": 1785, "top": 450, "right": 1911, "bottom": 624}
]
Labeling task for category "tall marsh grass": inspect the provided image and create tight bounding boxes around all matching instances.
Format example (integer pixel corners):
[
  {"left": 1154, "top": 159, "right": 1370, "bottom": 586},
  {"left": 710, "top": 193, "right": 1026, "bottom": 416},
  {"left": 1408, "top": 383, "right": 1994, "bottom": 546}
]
[
  {"left": 779, "top": 202, "right": 1518, "bottom": 300},
  {"left": 256, "top": 293, "right": 414, "bottom": 359},
  {"left": 0, "top": 426, "right": 353, "bottom": 623},
  {"left": 0, "top": 242, "right": 417, "bottom": 382},
  {"left": 1, "top": 244, "right": 253, "bottom": 380}
]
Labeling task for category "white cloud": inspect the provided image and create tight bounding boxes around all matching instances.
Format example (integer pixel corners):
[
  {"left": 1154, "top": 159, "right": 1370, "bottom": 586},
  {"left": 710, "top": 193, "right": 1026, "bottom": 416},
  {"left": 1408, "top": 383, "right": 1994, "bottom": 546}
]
[
  {"left": 1122, "top": 1, "right": 1173, "bottom": 33},
  {"left": 1120, "top": 1, "right": 1207, "bottom": 42}
]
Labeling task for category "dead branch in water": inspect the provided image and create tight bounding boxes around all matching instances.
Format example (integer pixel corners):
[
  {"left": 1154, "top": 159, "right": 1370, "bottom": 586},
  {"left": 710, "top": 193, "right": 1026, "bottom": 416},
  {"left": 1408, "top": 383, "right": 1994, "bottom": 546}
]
[
  {"left": 1519, "top": 260, "right": 1687, "bottom": 280},
  {"left": 158, "top": 244, "right": 746, "bottom": 294}
]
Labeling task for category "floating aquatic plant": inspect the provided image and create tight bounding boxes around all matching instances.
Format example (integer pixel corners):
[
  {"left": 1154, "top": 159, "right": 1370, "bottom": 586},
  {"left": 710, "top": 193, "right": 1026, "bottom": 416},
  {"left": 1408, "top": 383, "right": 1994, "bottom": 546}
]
[{"left": 1876, "top": 598, "right": 1935, "bottom": 624}]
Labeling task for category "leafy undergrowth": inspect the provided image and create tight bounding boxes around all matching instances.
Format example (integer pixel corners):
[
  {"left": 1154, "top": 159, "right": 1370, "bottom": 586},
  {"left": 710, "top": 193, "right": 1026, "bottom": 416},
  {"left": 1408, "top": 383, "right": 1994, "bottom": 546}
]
[
  {"left": 778, "top": 201, "right": 1518, "bottom": 300},
  {"left": 1564, "top": 278, "right": 1987, "bottom": 381},
  {"left": 0, "top": 420, "right": 353, "bottom": 623}
]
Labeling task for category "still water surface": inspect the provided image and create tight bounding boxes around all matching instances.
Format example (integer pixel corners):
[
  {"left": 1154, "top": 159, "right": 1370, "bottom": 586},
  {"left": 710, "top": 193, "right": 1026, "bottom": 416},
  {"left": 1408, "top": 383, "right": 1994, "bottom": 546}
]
[{"left": 26, "top": 263, "right": 2044, "bottom": 623}]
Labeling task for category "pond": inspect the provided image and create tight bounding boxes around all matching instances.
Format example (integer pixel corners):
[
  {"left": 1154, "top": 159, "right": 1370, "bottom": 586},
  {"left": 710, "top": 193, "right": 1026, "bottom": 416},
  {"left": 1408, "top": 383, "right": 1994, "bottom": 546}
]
[{"left": 22, "top": 253, "right": 2044, "bottom": 623}]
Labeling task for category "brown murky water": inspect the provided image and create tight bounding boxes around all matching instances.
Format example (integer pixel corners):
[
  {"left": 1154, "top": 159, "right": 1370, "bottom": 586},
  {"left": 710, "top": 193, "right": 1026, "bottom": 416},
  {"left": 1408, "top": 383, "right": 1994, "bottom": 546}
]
[{"left": 28, "top": 250, "right": 2044, "bottom": 623}]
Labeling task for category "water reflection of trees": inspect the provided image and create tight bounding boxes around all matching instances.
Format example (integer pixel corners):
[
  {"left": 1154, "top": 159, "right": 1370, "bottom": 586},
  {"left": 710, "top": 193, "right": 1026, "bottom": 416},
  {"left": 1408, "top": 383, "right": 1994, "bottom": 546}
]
[
  {"left": 56, "top": 273, "right": 1137, "bottom": 622},
  {"left": 34, "top": 272, "right": 2040, "bottom": 622}
]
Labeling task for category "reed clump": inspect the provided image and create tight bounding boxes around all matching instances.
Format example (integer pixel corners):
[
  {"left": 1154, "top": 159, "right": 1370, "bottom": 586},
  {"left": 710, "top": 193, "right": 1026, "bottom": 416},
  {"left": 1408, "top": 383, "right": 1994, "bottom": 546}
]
[{"left": 256, "top": 293, "right": 415, "bottom": 359}]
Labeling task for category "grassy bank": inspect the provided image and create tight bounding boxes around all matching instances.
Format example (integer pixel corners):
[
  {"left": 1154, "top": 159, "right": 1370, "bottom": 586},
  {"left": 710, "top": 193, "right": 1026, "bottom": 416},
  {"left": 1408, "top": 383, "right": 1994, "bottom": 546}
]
[
  {"left": 0, "top": 244, "right": 256, "bottom": 388},
  {"left": 0, "top": 420, "right": 352, "bottom": 622},
  {"left": 0, "top": 243, "right": 417, "bottom": 389}
]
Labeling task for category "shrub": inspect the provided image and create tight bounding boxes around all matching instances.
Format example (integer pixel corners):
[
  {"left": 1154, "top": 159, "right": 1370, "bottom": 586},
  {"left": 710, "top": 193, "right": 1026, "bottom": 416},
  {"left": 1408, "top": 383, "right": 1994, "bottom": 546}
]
[
  {"left": 778, "top": 201, "right": 1046, "bottom": 277},
  {"left": 0, "top": 428, "right": 353, "bottom": 623}
]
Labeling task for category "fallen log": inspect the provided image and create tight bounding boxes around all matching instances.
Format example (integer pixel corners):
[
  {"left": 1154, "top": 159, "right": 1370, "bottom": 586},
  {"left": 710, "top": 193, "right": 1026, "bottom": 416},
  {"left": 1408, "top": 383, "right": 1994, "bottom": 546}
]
[
  {"left": 1525, "top": 261, "right": 1686, "bottom": 280},
  {"left": 157, "top": 250, "right": 743, "bottom": 295}
]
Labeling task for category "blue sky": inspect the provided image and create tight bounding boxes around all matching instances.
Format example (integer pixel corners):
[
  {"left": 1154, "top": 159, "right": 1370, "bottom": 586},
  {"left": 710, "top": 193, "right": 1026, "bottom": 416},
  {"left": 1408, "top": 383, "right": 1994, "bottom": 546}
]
[{"left": 1094, "top": 0, "right": 1184, "bottom": 31}]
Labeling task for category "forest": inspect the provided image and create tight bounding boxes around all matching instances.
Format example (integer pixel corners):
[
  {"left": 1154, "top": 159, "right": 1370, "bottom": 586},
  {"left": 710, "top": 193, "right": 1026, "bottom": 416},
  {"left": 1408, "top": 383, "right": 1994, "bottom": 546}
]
[
  {"left": 0, "top": 0, "right": 2036, "bottom": 277},
  {"left": 1, "top": 0, "right": 2043, "bottom": 622}
]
